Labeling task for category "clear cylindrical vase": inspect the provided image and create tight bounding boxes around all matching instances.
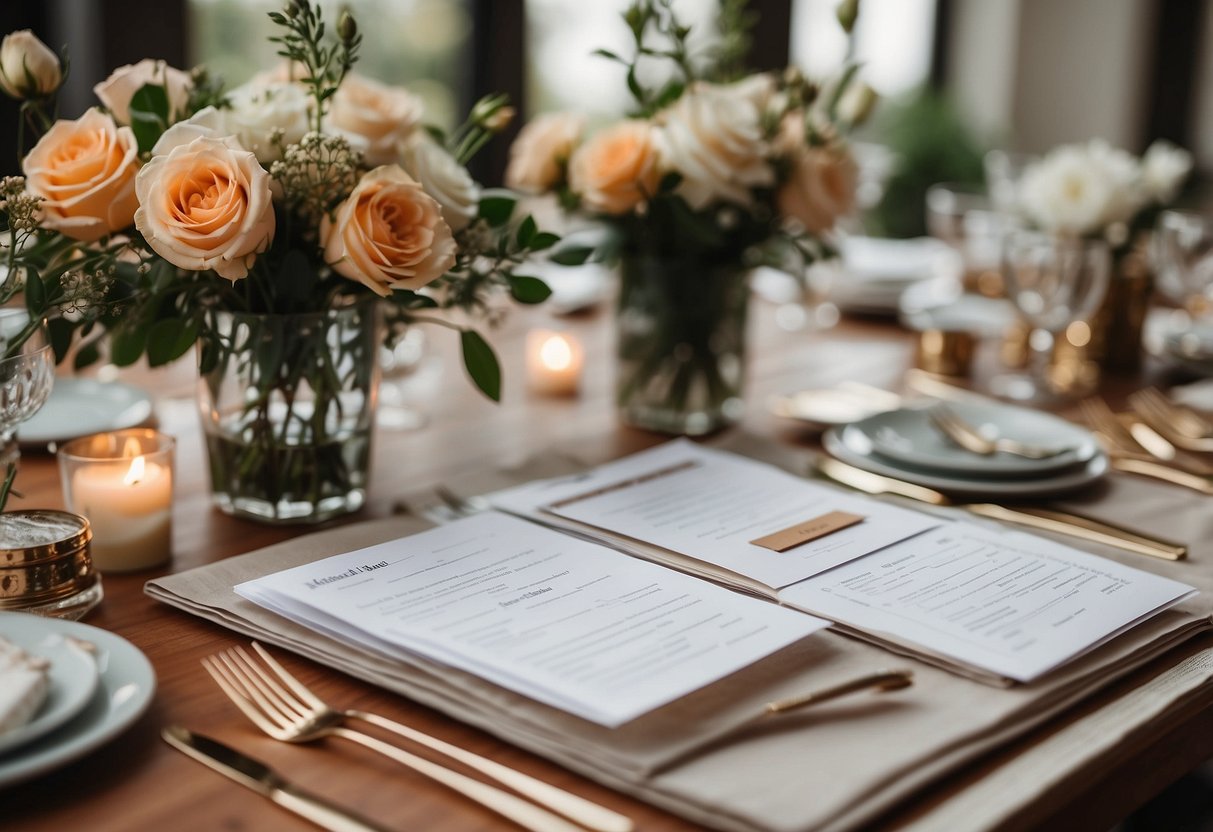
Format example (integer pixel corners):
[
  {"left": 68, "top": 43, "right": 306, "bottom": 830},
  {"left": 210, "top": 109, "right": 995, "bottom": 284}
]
[
  {"left": 615, "top": 254, "right": 749, "bottom": 435},
  {"left": 196, "top": 301, "right": 380, "bottom": 524}
]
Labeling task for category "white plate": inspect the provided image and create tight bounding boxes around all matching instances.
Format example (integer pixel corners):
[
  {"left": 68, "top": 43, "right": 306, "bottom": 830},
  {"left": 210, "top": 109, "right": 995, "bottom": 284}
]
[
  {"left": 842, "top": 401, "right": 1097, "bottom": 477},
  {"left": 0, "top": 613, "right": 155, "bottom": 786},
  {"left": 0, "top": 629, "right": 99, "bottom": 755},
  {"left": 18, "top": 379, "right": 153, "bottom": 446},
  {"left": 823, "top": 429, "right": 1109, "bottom": 498},
  {"left": 898, "top": 278, "right": 1018, "bottom": 336},
  {"left": 831, "top": 237, "right": 963, "bottom": 315}
]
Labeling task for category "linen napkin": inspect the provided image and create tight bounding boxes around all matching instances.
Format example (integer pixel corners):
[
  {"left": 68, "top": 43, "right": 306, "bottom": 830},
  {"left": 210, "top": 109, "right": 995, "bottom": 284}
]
[{"left": 147, "top": 436, "right": 1213, "bottom": 832}]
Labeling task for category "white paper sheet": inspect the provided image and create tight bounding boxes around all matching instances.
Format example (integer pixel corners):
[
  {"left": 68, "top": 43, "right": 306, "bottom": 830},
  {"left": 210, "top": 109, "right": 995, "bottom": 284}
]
[
  {"left": 780, "top": 522, "right": 1197, "bottom": 682},
  {"left": 236, "top": 511, "right": 827, "bottom": 726},
  {"left": 491, "top": 440, "right": 939, "bottom": 591}
]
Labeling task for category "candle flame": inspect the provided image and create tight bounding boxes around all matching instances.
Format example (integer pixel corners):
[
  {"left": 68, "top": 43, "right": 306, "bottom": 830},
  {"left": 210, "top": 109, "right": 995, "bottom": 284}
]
[
  {"left": 123, "top": 455, "right": 145, "bottom": 487},
  {"left": 540, "top": 335, "right": 573, "bottom": 371}
]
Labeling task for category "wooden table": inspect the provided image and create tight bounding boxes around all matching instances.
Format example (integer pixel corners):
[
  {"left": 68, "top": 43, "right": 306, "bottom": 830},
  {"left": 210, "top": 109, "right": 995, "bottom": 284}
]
[{"left": 6, "top": 298, "right": 1213, "bottom": 832}]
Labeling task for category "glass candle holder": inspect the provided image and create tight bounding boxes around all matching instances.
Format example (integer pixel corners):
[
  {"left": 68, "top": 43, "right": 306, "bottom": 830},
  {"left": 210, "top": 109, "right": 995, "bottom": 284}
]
[
  {"left": 58, "top": 429, "right": 175, "bottom": 573},
  {"left": 0, "top": 510, "right": 102, "bottom": 620}
]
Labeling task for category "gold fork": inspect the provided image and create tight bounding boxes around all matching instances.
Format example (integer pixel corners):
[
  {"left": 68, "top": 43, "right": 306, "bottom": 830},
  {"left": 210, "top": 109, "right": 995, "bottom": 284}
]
[
  {"left": 928, "top": 406, "right": 1067, "bottom": 460},
  {"left": 1079, "top": 398, "right": 1213, "bottom": 494},
  {"left": 1129, "top": 387, "right": 1213, "bottom": 452},
  {"left": 203, "top": 645, "right": 597, "bottom": 832}
]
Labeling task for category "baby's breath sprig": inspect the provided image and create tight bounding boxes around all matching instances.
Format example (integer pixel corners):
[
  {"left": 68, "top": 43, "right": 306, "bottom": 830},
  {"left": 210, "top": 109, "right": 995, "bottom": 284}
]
[
  {"left": 270, "top": 132, "right": 362, "bottom": 235},
  {"left": 267, "top": 0, "right": 362, "bottom": 135}
]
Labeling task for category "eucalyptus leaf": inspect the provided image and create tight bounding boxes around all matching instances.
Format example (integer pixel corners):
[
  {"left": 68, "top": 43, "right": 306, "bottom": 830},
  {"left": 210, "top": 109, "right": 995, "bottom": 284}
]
[
  {"left": 506, "top": 275, "right": 552, "bottom": 304},
  {"left": 515, "top": 215, "right": 538, "bottom": 249},
  {"left": 460, "top": 329, "right": 501, "bottom": 402},
  {"left": 47, "top": 317, "right": 74, "bottom": 363},
  {"left": 146, "top": 318, "right": 199, "bottom": 366},
  {"left": 478, "top": 195, "right": 516, "bottom": 227},
  {"left": 549, "top": 245, "right": 595, "bottom": 266},
  {"left": 109, "top": 326, "right": 148, "bottom": 367},
  {"left": 528, "top": 232, "right": 559, "bottom": 252},
  {"left": 128, "top": 83, "right": 171, "bottom": 152},
  {"left": 23, "top": 270, "right": 45, "bottom": 315}
]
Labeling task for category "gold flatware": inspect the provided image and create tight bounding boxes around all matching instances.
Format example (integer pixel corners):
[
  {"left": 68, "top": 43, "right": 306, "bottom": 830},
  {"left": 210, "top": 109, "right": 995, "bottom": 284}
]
[
  {"left": 928, "top": 406, "right": 1068, "bottom": 460},
  {"left": 203, "top": 647, "right": 590, "bottom": 832},
  {"left": 1129, "top": 387, "right": 1213, "bottom": 452},
  {"left": 1080, "top": 398, "right": 1213, "bottom": 492},
  {"left": 162, "top": 726, "right": 389, "bottom": 832},
  {"left": 815, "top": 456, "right": 1187, "bottom": 561},
  {"left": 652, "top": 669, "right": 913, "bottom": 774}
]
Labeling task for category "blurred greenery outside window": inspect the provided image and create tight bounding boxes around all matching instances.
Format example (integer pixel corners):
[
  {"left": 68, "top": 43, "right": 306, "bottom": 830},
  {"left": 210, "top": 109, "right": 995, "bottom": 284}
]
[{"left": 188, "top": 0, "right": 471, "bottom": 130}]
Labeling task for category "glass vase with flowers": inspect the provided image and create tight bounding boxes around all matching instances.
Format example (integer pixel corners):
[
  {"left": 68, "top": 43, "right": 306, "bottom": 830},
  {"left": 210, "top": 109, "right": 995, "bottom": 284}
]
[{"left": 0, "top": 1, "right": 557, "bottom": 523}]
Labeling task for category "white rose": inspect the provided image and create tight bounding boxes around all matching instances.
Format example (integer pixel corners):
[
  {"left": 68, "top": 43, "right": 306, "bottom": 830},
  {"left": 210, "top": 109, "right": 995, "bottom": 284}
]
[
  {"left": 1018, "top": 140, "right": 1143, "bottom": 236},
  {"left": 504, "top": 111, "right": 585, "bottom": 193},
  {"left": 658, "top": 81, "right": 773, "bottom": 210},
  {"left": 1141, "top": 140, "right": 1192, "bottom": 205},
  {"left": 94, "top": 58, "right": 192, "bottom": 124},
  {"left": 224, "top": 80, "right": 312, "bottom": 163},
  {"left": 399, "top": 134, "right": 480, "bottom": 232},
  {"left": 0, "top": 30, "right": 61, "bottom": 99},
  {"left": 151, "top": 105, "right": 227, "bottom": 155},
  {"left": 327, "top": 72, "right": 424, "bottom": 166}
]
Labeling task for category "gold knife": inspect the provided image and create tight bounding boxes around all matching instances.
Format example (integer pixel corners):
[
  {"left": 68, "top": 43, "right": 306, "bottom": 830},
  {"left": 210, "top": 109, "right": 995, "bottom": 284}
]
[
  {"left": 815, "top": 457, "right": 1187, "bottom": 561},
  {"left": 162, "top": 726, "right": 390, "bottom": 832}
]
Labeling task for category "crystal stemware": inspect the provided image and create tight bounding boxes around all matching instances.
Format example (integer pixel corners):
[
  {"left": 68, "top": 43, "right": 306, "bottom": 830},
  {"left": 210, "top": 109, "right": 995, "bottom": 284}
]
[
  {"left": 992, "top": 230, "right": 1110, "bottom": 403},
  {"left": 1153, "top": 210, "right": 1213, "bottom": 319}
]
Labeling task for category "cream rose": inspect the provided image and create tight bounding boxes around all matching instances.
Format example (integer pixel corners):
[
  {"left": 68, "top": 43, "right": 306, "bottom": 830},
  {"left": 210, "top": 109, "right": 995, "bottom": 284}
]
[
  {"left": 778, "top": 145, "right": 858, "bottom": 234},
  {"left": 94, "top": 58, "right": 192, "bottom": 124},
  {"left": 23, "top": 108, "right": 140, "bottom": 242},
  {"left": 567, "top": 120, "right": 662, "bottom": 215},
  {"left": 327, "top": 73, "right": 424, "bottom": 166},
  {"left": 224, "top": 80, "right": 312, "bottom": 163},
  {"left": 134, "top": 135, "right": 275, "bottom": 281},
  {"left": 0, "top": 30, "right": 61, "bottom": 99},
  {"left": 1141, "top": 140, "right": 1192, "bottom": 205},
  {"left": 321, "top": 165, "right": 456, "bottom": 295},
  {"left": 400, "top": 134, "right": 480, "bottom": 232},
  {"left": 1018, "top": 140, "right": 1143, "bottom": 236},
  {"left": 504, "top": 111, "right": 585, "bottom": 193},
  {"left": 658, "top": 81, "right": 773, "bottom": 210}
]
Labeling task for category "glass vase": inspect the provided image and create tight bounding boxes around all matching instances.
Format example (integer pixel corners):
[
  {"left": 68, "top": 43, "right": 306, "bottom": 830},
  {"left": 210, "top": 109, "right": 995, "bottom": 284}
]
[
  {"left": 196, "top": 301, "right": 380, "bottom": 524},
  {"left": 615, "top": 254, "right": 749, "bottom": 435}
]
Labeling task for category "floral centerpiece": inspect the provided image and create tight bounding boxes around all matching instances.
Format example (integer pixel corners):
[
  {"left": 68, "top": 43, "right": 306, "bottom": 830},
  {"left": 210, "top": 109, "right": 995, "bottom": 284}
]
[
  {"left": 0, "top": 2, "right": 556, "bottom": 523},
  {"left": 506, "top": 0, "right": 871, "bottom": 434},
  {"left": 1010, "top": 138, "right": 1192, "bottom": 371}
]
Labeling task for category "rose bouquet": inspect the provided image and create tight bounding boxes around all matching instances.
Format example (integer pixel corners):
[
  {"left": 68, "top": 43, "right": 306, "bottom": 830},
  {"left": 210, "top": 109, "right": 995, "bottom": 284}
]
[
  {"left": 506, "top": 0, "right": 871, "bottom": 434},
  {"left": 0, "top": 2, "right": 556, "bottom": 522}
]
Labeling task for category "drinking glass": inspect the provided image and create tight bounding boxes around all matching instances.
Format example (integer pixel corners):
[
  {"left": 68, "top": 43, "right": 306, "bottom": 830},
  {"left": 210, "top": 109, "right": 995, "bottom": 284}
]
[
  {"left": 992, "top": 230, "right": 1110, "bottom": 402},
  {"left": 377, "top": 326, "right": 432, "bottom": 431},
  {"left": 983, "top": 149, "right": 1038, "bottom": 215},
  {"left": 1153, "top": 210, "right": 1213, "bottom": 319},
  {"left": 0, "top": 310, "right": 54, "bottom": 466}
]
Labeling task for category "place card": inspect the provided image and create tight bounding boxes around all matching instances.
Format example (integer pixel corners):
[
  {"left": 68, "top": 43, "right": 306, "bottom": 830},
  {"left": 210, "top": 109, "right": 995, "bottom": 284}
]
[{"left": 750, "top": 511, "right": 865, "bottom": 552}]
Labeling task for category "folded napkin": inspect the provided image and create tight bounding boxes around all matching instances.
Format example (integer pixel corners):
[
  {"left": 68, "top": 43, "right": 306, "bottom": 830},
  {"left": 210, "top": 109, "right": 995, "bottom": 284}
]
[
  {"left": 0, "top": 636, "right": 49, "bottom": 735},
  {"left": 147, "top": 435, "right": 1213, "bottom": 832}
]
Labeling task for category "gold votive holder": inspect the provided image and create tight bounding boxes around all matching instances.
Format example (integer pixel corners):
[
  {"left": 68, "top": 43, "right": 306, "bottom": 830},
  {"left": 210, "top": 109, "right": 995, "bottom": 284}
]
[
  {"left": 0, "top": 510, "right": 103, "bottom": 620},
  {"left": 913, "top": 329, "right": 976, "bottom": 378},
  {"left": 58, "top": 428, "right": 175, "bottom": 573}
]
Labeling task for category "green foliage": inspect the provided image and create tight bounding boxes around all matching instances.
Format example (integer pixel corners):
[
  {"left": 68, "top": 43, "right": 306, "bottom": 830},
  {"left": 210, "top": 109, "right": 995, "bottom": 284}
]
[
  {"left": 128, "top": 83, "right": 171, "bottom": 153},
  {"left": 866, "top": 88, "right": 987, "bottom": 239},
  {"left": 460, "top": 329, "right": 501, "bottom": 402},
  {"left": 268, "top": 0, "right": 362, "bottom": 134}
]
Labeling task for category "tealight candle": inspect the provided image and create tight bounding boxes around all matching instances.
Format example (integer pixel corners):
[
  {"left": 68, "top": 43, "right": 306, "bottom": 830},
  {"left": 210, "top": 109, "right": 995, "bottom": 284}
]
[
  {"left": 526, "top": 330, "right": 584, "bottom": 395},
  {"left": 58, "top": 429, "right": 174, "bottom": 573}
]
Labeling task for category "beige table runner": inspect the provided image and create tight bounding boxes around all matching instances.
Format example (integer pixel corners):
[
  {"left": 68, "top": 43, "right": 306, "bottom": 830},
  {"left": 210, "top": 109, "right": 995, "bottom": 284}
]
[{"left": 147, "top": 437, "right": 1213, "bottom": 832}]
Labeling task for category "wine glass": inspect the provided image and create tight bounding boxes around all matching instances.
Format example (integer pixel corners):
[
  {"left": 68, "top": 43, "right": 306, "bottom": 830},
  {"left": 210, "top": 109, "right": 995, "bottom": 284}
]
[
  {"left": 0, "top": 310, "right": 54, "bottom": 469},
  {"left": 377, "top": 326, "right": 432, "bottom": 431},
  {"left": 992, "top": 230, "right": 1110, "bottom": 403},
  {"left": 1153, "top": 210, "right": 1213, "bottom": 320}
]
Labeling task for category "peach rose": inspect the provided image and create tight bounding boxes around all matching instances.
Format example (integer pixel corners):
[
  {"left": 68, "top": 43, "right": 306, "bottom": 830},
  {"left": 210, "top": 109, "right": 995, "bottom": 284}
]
[
  {"left": 94, "top": 59, "right": 192, "bottom": 125},
  {"left": 321, "top": 165, "right": 456, "bottom": 296},
  {"left": 23, "top": 108, "right": 140, "bottom": 242},
  {"left": 134, "top": 136, "right": 275, "bottom": 281},
  {"left": 327, "top": 73, "right": 424, "bottom": 166},
  {"left": 567, "top": 120, "right": 662, "bottom": 215},
  {"left": 504, "top": 112, "right": 585, "bottom": 193},
  {"left": 0, "top": 30, "right": 61, "bottom": 99},
  {"left": 778, "top": 145, "right": 858, "bottom": 234}
]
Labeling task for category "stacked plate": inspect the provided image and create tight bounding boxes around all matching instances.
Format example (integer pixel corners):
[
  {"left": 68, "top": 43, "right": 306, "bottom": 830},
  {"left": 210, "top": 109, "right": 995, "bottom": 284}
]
[
  {"left": 1160, "top": 321, "right": 1213, "bottom": 376},
  {"left": 0, "top": 613, "right": 155, "bottom": 786},
  {"left": 823, "top": 399, "right": 1108, "bottom": 498},
  {"left": 828, "top": 236, "right": 963, "bottom": 315}
]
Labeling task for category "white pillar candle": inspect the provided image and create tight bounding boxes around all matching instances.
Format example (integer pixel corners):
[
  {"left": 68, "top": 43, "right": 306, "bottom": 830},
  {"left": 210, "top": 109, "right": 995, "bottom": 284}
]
[
  {"left": 69, "top": 446, "right": 172, "bottom": 572},
  {"left": 526, "top": 330, "right": 584, "bottom": 396}
]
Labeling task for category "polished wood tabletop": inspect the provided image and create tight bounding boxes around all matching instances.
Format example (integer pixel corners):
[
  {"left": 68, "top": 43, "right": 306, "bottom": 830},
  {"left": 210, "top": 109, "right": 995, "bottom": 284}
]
[{"left": 5, "top": 296, "right": 1213, "bottom": 832}]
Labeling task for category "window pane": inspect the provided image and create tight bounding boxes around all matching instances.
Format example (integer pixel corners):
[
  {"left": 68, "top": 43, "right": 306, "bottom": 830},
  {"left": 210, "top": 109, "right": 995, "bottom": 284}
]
[
  {"left": 188, "top": 0, "right": 471, "bottom": 128},
  {"left": 791, "top": 0, "right": 937, "bottom": 96}
]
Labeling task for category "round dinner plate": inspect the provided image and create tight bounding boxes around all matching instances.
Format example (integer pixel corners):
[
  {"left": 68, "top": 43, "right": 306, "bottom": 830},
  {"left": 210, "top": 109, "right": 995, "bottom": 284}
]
[
  {"left": 841, "top": 401, "right": 1098, "bottom": 477},
  {"left": 18, "top": 378, "right": 154, "bottom": 446},
  {"left": 0, "top": 613, "right": 156, "bottom": 787},
  {"left": 0, "top": 627, "right": 99, "bottom": 755},
  {"left": 823, "top": 428, "right": 1109, "bottom": 498}
]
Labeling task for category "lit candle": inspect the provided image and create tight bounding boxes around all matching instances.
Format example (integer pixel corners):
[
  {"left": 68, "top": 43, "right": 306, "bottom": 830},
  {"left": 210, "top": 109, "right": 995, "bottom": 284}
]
[
  {"left": 59, "top": 432, "right": 174, "bottom": 573},
  {"left": 526, "top": 330, "right": 584, "bottom": 395}
]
